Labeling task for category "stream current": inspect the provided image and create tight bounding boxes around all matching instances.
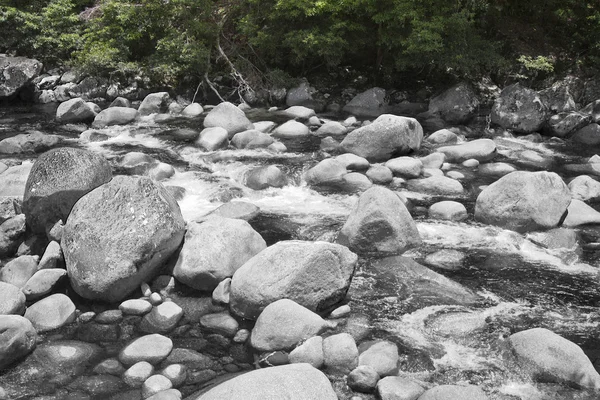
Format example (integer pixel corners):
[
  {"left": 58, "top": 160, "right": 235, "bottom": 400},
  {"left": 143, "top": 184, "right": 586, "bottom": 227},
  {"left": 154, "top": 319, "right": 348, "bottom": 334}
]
[{"left": 1, "top": 104, "right": 599, "bottom": 400}]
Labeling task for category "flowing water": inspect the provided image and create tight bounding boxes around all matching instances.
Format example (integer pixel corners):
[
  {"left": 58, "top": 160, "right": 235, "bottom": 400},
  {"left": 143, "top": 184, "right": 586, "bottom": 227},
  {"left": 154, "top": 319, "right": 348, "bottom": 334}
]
[{"left": 1, "top": 104, "right": 599, "bottom": 400}]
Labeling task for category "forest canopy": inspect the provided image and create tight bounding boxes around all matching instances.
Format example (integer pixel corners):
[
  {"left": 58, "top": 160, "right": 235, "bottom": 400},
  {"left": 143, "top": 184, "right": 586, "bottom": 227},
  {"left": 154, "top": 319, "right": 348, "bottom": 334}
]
[{"left": 1, "top": 0, "right": 599, "bottom": 89}]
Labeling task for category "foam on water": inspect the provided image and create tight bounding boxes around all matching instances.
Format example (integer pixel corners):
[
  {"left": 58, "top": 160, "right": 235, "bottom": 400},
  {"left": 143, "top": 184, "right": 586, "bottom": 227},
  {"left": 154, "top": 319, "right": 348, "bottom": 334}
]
[{"left": 417, "top": 221, "right": 599, "bottom": 275}]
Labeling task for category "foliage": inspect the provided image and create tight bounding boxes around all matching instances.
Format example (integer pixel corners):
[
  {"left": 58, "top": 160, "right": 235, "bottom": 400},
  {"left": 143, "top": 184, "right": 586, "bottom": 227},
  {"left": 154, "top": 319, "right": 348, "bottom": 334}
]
[
  {"left": 0, "top": 0, "right": 85, "bottom": 65},
  {"left": 74, "top": 0, "right": 216, "bottom": 86}
]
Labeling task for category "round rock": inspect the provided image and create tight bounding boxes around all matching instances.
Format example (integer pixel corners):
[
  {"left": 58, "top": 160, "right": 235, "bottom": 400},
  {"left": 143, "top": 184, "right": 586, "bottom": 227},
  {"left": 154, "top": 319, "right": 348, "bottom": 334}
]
[
  {"left": 428, "top": 201, "right": 468, "bottom": 222},
  {"left": 23, "top": 147, "right": 112, "bottom": 233},
  {"left": 0, "top": 315, "right": 37, "bottom": 369},
  {"left": 62, "top": 175, "right": 185, "bottom": 302},
  {"left": 24, "top": 293, "right": 76, "bottom": 332},
  {"left": 119, "top": 334, "right": 173, "bottom": 366},
  {"left": 0, "top": 282, "right": 26, "bottom": 315}
]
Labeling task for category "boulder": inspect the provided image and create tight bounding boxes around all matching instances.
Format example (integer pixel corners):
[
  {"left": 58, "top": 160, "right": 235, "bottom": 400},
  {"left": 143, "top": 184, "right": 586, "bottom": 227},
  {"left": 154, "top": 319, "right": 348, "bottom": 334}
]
[
  {"left": 68, "top": 76, "right": 107, "bottom": 100},
  {"left": 210, "top": 201, "right": 260, "bottom": 221},
  {"left": 289, "top": 336, "right": 324, "bottom": 368},
  {"left": 250, "top": 299, "right": 330, "bottom": 352},
  {"left": 231, "top": 130, "right": 274, "bottom": 149},
  {"left": 0, "top": 315, "right": 37, "bottom": 370},
  {"left": 474, "top": 171, "right": 571, "bottom": 232},
  {"left": 322, "top": 333, "right": 359, "bottom": 374},
  {"left": 286, "top": 81, "right": 321, "bottom": 110},
  {"left": 118, "top": 152, "right": 175, "bottom": 181},
  {"left": 199, "top": 312, "right": 238, "bottom": 337},
  {"left": 272, "top": 120, "right": 318, "bottom": 152},
  {"left": 0, "top": 214, "right": 26, "bottom": 258},
  {"left": 181, "top": 103, "right": 204, "bottom": 117},
  {"left": 195, "top": 363, "right": 337, "bottom": 400},
  {"left": 56, "top": 98, "right": 96, "bottom": 123},
  {"left": 428, "top": 201, "right": 468, "bottom": 222},
  {"left": 340, "top": 114, "right": 423, "bottom": 162},
  {"left": 92, "top": 107, "right": 139, "bottom": 128},
  {"left": 230, "top": 240, "right": 357, "bottom": 320},
  {"left": 138, "top": 92, "right": 170, "bottom": 115},
  {"left": 507, "top": 328, "right": 600, "bottom": 390},
  {"left": 572, "top": 123, "right": 600, "bottom": 145},
  {"left": 196, "top": 127, "right": 229, "bottom": 151},
  {"left": 315, "top": 121, "right": 347, "bottom": 138},
  {"left": 385, "top": 157, "right": 423, "bottom": 178},
  {"left": 0, "top": 255, "right": 39, "bottom": 288},
  {"left": 24, "top": 293, "right": 76, "bottom": 332},
  {"left": 119, "top": 334, "right": 173, "bottom": 366},
  {"left": 0, "top": 282, "right": 26, "bottom": 315},
  {"left": 539, "top": 82, "right": 577, "bottom": 113},
  {"left": 0, "top": 132, "right": 60, "bottom": 154},
  {"left": 358, "top": 340, "right": 399, "bottom": 377},
  {"left": 347, "top": 365, "right": 380, "bottom": 393},
  {"left": 139, "top": 301, "right": 183, "bottom": 334},
  {"left": 282, "top": 106, "right": 316, "bottom": 120},
  {"left": 342, "top": 87, "right": 387, "bottom": 117},
  {"left": 339, "top": 172, "right": 372, "bottom": 193},
  {"left": 0, "top": 56, "right": 43, "bottom": 98},
  {"left": 568, "top": 175, "right": 600, "bottom": 201},
  {"left": 406, "top": 176, "right": 464, "bottom": 196},
  {"left": 418, "top": 385, "right": 489, "bottom": 400},
  {"left": 491, "top": 83, "right": 548, "bottom": 133},
  {"left": 429, "top": 83, "right": 480, "bottom": 124},
  {"left": 426, "top": 129, "right": 458, "bottom": 145},
  {"left": 478, "top": 162, "right": 517, "bottom": 177},
  {"left": 562, "top": 199, "right": 600, "bottom": 227},
  {"left": 546, "top": 112, "right": 590, "bottom": 137},
  {"left": 23, "top": 147, "right": 112, "bottom": 233},
  {"left": 305, "top": 159, "right": 347, "bottom": 191},
  {"left": 335, "top": 153, "right": 370, "bottom": 171},
  {"left": 373, "top": 256, "right": 479, "bottom": 307},
  {"left": 337, "top": 186, "right": 421, "bottom": 256},
  {"left": 203, "top": 102, "right": 253, "bottom": 137},
  {"left": 173, "top": 217, "right": 266, "bottom": 291},
  {"left": 436, "top": 139, "right": 496, "bottom": 162},
  {"left": 0, "top": 163, "right": 33, "bottom": 197},
  {"left": 21, "top": 268, "right": 67, "bottom": 301},
  {"left": 366, "top": 165, "right": 393, "bottom": 184},
  {"left": 376, "top": 376, "right": 425, "bottom": 400},
  {"left": 62, "top": 175, "right": 185, "bottom": 302},
  {"left": 109, "top": 96, "right": 131, "bottom": 108},
  {"left": 245, "top": 166, "right": 288, "bottom": 190},
  {"left": 581, "top": 99, "right": 600, "bottom": 123}
]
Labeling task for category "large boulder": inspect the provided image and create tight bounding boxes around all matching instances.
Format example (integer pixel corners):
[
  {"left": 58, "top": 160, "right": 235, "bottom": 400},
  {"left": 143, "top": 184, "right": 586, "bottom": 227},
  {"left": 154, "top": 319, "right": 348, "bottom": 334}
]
[
  {"left": 305, "top": 159, "right": 347, "bottom": 192},
  {"left": 23, "top": 148, "right": 112, "bottom": 233},
  {"left": 436, "top": 139, "right": 496, "bottom": 162},
  {"left": 195, "top": 363, "right": 337, "bottom": 400},
  {"left": 173, "top": 217, "right": 266, "bottom": 291},
  {"left": 92, "top": 107, "right": 139, "bottom": 128},
  {"left": 373, "top": 256, "right": 480, "bottom": 307},
  {"left": 568, "top": 175, "right": 600, "bottom": 201},
  {"left": 61, "top": 176, "right": 185, "bottom": 302},
  {"left": 56, "top": 98, "right": 96, "bottom": 123},
  {"left": 245, "top": 165, "right": 288, "bottom": 190},
  {"left": 572, "top": 123, "right": 600, "bottom": 145},
  {"left": 507, "top": 328, "right": 600, "bottom": 390},
  {"left": 474, "top": 171, "right": 571, "bottom": 232},
  {"left": 0, "top": 132, "right": 60, "bottom": 155},
  {"left": 0, "top": 163, "right": 33, "bottom": 197},
  {"left": 286, "top": 81, "right": 322, "bottom": 110},
  {"left": 337, "top": 186, "right": 421, "bottom": 256},
  {"left": 203, "top": 102, "right": 253, "bottom": 138},
  {"left": 342, "top": 87, "right": 387, "bottom": 117},
  {"left": 0, "top": 315, "right": 37, "bottom": 370},
  {"left": 230, "top": 240, "right": 357, "bottom": 320},
  {"left": 0, "top": 56, "right": 43, "bottom": 99},
  {"left": 546, "top": 112, "right": 590, "bottom": 137},
  {"left": 250, "top": 299, "right": 330, "bottom": 352},
  {"left": 429, "top": 83, "right": 480, "bottom": 124},
  {"left": 138, "top": 92, "right": 170, "bottom": 116},
  {"left": 340, "top": 114, "right": 423, "bottom": 162},
  {"left": 491, "top": 83, "right": 548, "bottom": 133}
]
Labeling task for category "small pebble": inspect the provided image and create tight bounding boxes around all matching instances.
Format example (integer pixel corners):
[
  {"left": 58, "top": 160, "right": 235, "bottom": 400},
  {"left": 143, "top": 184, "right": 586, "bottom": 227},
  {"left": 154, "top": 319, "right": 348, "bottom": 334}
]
[
  {"left": 95, "top": 309, "right": 123, "bottom": 324},
  {"left": 146, "top": 388, "right": 182, "bottom": 400},
  {"left": 78, "top": 311, "right": 97, "bottom": 323},
  {"left": 142, "top": 374, "right": 173, "bottom": 399},
  {"left": 93, "top": 358, "right": 126, "bottom": 376},
  {"left": 329, "top": 304, "right": 351, "bottom": 319},
  {"left": 141, "top": 282, "right": 152, "bottom": 297},
  {"left": 233, "top": 329, "right": 250, "bottom": 343},
  {"left": 120, "top": 299, "right": 153, "bottom": 315},
  {"left": 149, "top": 292, "right": 163, "bottom": 306},
  {"left": 160, "top": 364, "right": 187, "bottom": 387},
  {"left": 123, "top": 361, "right": 155, "bottom": 388},
  {"left": 462, "top": 158, "right": 480, "bottom": 168}
]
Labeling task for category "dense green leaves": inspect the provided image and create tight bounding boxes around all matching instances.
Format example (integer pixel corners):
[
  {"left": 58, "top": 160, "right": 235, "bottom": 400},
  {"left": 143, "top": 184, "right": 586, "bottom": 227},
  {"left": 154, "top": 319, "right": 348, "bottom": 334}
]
[{"left": 0, "top": 0, "right": 599, "bottom": 88}]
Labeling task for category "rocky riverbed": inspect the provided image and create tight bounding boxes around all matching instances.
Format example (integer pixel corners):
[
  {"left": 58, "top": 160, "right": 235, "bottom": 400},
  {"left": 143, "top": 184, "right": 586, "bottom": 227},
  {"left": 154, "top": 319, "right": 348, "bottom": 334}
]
[{"left": 0, "top": 71, "right": 600, "bottom": 400}]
